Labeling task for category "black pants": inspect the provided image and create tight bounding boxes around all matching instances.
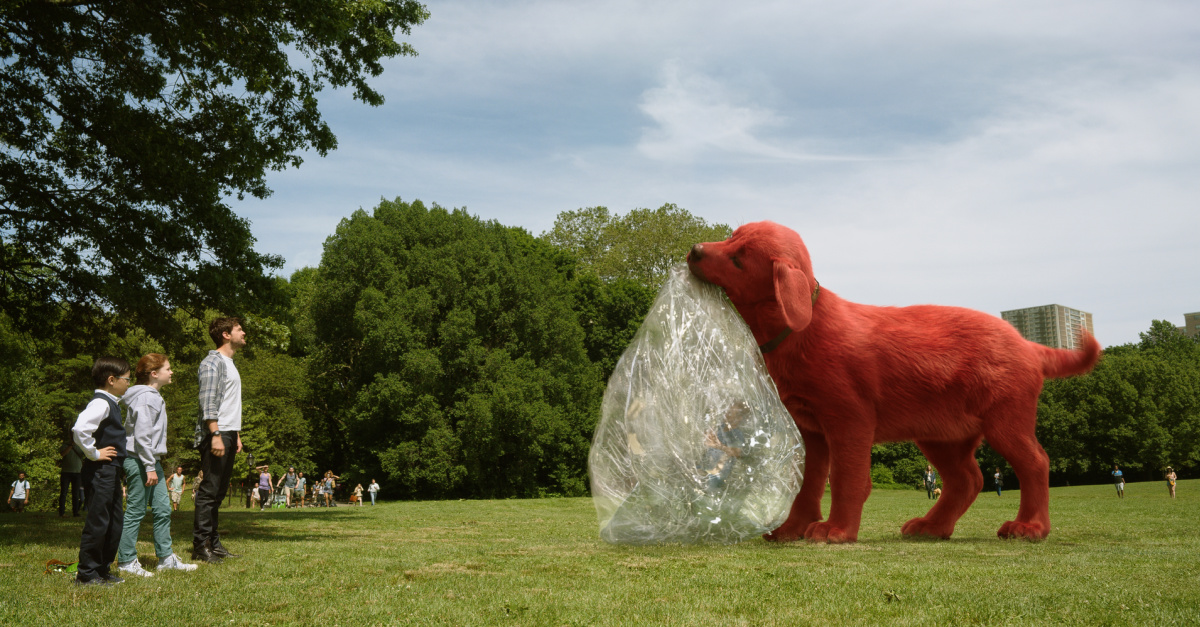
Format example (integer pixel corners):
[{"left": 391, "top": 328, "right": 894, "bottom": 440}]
[
  {"left": 77, "top": 460, "right": 124, "bottom": 581},
  {"left": 59, "top": 472, "right": 82, "bottom": 516},
  {"left": 193, "top": 431, "right": 237, "bottom": 550}
]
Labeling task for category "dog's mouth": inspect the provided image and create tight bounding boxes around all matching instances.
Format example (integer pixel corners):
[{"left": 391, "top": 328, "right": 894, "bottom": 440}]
[{"left": 686, "top": 244, "right": 711, "bottom": 283}]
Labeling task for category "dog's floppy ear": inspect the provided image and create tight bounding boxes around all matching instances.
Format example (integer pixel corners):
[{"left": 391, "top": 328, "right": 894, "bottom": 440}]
[{"left": 774, "top": 260, "right": 814, "bottom": 332}]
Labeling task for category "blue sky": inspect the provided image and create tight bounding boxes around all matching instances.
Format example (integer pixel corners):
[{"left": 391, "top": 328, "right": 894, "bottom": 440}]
[{"left": 235, "top": 0, "right": 1200, "bottom": 347}]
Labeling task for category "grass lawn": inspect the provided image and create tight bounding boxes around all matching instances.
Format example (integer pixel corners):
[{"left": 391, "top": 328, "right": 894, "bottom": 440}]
[{"left": 1, "top": 480, "right": 1197, "bottom": 626}]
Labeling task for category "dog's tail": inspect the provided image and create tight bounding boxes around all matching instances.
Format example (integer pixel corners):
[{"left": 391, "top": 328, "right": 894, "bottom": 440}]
[{"left": 1038, "top": 331, "right": 1101, "bottom": 379}]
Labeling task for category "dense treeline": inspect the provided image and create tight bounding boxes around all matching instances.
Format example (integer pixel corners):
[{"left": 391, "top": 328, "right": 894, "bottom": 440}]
[{"left": 3, "top": 198, "right": 1197, "bottom": 509}]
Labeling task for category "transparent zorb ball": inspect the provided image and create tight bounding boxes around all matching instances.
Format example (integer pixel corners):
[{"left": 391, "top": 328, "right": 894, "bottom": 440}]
[{"left": 589, "top": 265, "right": 804, "bottom": 544}]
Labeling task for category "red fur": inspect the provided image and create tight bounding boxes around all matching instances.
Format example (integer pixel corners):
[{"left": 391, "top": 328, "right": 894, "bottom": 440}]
[{"left": 687, "top": 221, "right": 1100, "bottom": 543}]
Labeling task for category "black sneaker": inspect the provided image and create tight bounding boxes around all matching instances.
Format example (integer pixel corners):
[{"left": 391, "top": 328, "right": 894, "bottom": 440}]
[
  {"left": 211, "top": 544, "right": 240, "bottom": 558},
  {"left": 74, "top": 577, "right": 111, "bottom": 586},
  {"left": 191, "top": 544, "right": 223, "bottom": 564},
  {"left": 101, "top": 573, "right": 125, "bottom": 584}
]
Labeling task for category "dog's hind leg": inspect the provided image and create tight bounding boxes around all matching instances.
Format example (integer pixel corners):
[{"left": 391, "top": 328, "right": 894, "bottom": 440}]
[
  {"left": 765, "top": 428, "right": 828, "bottom": 542},
  {"left": 902, "top": 436, "right": 984, "bottom": 539},
  {"left": 982, "top": 398, "right": 1051, "bottom": 540}
]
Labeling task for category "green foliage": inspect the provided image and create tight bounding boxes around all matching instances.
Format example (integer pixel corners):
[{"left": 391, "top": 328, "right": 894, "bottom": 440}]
[
  {"left": 542, "top": 203, "right": 732, "bottom": 287},
  {"left": 869, "top": 463, "right": 896, "bottom": 487},
  {"left": 0, "top": 0, "right": 428, "bottom": 335},
  {"left": 0, "top": 312, "right": 57, "bottom": 510},
  {"left": 571, "top": 273, "right": 656, "bottom": 377},
  {"left": 304, "top": 198, "right": 603, "bottom": 498},
  {"left": 1037, "top": 321, "right": 1200, "bottom": 484},
  {"left": 871, "top": 442, "right": 927, "bottom": 489}
]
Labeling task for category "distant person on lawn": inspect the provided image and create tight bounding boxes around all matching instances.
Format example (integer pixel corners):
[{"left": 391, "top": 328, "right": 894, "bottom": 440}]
[
  {"left": 923, "top": 465, "right": 938, "bottom": 500},
  {"left": 191, "top": 470, "right": 202, "bottom": 502},
  {"left": 323, "top": 471, "right": 339, "bottom": 507},
  {"left": 368, "top": 479, "right": 379, "bottom": 505},
  {"left": 8, "top": 471, "right": 30, "bottom": 513},
  {"left": 168, "top": 467, "right": 186, "bottom": 512},
  {"left": 1166, "top": 466, "right": 1177, "bottom": 499},
  {"left": 258, "top": 466, "right": 273, "bottom": 511},
  {"left": 1112, "top": 464, "right": 1125, "bottom": 499},
  {"left": 58, "top": 441, "right": 84, "bottom": 517},
  {"left": 276, "top": 467, "right": 298, "bottom": 508}
]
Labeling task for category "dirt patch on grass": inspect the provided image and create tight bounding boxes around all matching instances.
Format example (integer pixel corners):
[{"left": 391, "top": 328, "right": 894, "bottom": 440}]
[{"left": 403, "top": 562, "right": 501, "bottom": 579}]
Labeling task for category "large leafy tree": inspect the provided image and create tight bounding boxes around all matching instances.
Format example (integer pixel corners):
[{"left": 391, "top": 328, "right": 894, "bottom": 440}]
[
  {"left": 0, "top": 0, "right": 428, "bottom": 334},
  {"left": 543, "top": 204, "right": 732, "bottom": 287},
  {"left": 1036, "top": 321, "right": 1200, "bottom": 484},
  {"left": 305, "top": 199, "right": 603, "bottom": 498}
]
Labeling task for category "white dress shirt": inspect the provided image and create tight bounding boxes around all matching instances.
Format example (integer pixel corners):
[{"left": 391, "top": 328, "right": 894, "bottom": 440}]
[{"left": 72, "top": 390, "right": 122, "bottom": 461}]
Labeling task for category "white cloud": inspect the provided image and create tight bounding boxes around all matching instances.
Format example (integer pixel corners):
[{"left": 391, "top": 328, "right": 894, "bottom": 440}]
[
  {"left": 636, "top": 62, "right": 875, "bottom": 163},
  {"left": 232, "top": 0, "right": 1200, "bottom": 345}
]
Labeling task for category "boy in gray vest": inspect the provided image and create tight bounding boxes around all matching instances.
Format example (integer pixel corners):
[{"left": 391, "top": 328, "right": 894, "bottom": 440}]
[{"left": 71, "top": 357, "right": 132, "bottom": 586}]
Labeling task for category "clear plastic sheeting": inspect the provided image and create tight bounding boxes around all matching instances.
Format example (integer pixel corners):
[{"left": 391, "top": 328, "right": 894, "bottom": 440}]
[{"left": 590, "top": 265, "right": 804, "bottom": 545}]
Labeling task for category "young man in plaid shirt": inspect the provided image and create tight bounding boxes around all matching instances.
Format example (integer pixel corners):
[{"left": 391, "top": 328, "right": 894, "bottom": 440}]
[{"left": 191, "top": 317, "right": 246, "bottom": 564}]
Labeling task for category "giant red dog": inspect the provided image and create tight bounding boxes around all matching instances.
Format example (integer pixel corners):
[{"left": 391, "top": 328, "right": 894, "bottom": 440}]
[{"left": 687, "top": 221, "right": 1099, "bottom": 543}]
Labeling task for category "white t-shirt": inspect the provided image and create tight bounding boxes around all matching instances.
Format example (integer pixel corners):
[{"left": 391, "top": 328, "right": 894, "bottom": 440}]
[
  {"left": 11, "top": 480, "right": 30, "bottom": 499},
  {"left": 217, "top": 354, "right": 242, "bottom": 431}
]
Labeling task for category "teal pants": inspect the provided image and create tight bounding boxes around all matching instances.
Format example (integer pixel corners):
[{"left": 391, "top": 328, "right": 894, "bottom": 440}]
[{"left": 118, "top": 458, "right": 174, "bottom": 563}]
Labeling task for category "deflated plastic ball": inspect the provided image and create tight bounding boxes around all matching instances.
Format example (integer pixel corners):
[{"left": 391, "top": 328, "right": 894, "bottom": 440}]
[{"left": 589, "top": 265, "right": 804, "bottom": 544}]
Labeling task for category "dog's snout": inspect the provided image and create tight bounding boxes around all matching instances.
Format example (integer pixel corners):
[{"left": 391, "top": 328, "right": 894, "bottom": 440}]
[{"left": 687, "top": 243, "right": 704, "bottom": 263}]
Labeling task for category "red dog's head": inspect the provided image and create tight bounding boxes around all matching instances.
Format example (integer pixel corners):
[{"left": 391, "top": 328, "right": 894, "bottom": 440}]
[{"left": 687, "top": 221, "right": 818, "bottom": 332}]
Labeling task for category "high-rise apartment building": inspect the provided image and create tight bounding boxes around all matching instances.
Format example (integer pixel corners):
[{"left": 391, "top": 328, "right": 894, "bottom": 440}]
[
  {"left": 1001, "top": 304, "right": 1095, "bottom": 350},
  {"left": 1181, "top": 312, "right": 1200, "bottom": 340}
]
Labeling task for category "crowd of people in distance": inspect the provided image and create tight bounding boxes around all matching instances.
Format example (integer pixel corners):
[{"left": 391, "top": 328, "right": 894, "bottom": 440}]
[{"left": 241, "top": 467, "right": 380, "bottom": 509}]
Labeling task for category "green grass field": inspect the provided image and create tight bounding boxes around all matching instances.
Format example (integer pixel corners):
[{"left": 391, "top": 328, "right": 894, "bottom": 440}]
[{"left": 2, "top": 481, "right": 1197, "bottom": 626}]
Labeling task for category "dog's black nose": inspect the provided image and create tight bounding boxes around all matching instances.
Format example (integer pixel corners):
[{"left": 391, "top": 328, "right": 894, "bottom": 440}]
[{"left": 688, "top": 243, "right": 704, "bottom": 263}]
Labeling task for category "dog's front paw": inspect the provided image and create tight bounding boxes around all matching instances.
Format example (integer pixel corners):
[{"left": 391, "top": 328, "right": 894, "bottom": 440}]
[
  {"left": 763, "top": 518, "right": 814, "bottom": 542},
  {"left": 997, "top": 520, "right": 1048, "bottom": 541},
  {"left": 762, "top": 528, "right": 802, "bottom": 543},
  {"left": 764, "top": 515, "right": 821, "bottom": 543},
  {"left": 900, "top": 517, "right": 953, "bottom": 539},
  {"left": 804, "top": 521, "right": 856, "bottom": 544}
]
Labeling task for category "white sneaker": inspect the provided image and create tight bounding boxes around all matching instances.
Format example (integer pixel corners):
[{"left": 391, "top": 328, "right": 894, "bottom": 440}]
[
  {"left": 117, "top": 558, "right": 155, "bottom": 578},
  {"left": 156, "top": 553, "right": 199, "bottom": 572}
]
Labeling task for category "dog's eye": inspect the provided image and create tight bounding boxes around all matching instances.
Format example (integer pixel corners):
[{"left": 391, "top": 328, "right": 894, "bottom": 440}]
[{"left": 730, "top": 255, "right": 743, "bottom": 270}]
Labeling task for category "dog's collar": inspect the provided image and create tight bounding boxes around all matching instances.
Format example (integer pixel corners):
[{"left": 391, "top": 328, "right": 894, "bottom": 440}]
[{"left": 759, "top": 280, "right": 819, "bottom": 354}]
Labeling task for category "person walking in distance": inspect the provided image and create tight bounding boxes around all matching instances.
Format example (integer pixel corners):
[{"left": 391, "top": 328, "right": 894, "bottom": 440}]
[
  {"left": 8, "top": 471, "right": 30, "bottom": 512},
  {"left": 923, "top": 465, "right": 938, "bottom": 500},
  {"left": 167, "top": 467, "right": 186, "bottom": 512},
  {"left": 58, "top": 441, "right": 84, "bottom": 517},
  {"left": 192, "top": 317, "right": 246, "bottom": 564},
  {"left": 1166, "top": 466, "right": 1177, "bottom": 499},
  {"left": 276, "top": 467, "right": 297, "bottom": 508},
  {"left": 368, "top": 479, "right": 379, "bottom": 506},
  {"left": 257, "top": 466, "right": 273, "bottom": 511}
]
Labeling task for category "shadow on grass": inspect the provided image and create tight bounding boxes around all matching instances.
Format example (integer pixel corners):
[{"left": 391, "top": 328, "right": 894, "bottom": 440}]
[{"left": 0, "top": 504, "right": 382, "bottom": 552}]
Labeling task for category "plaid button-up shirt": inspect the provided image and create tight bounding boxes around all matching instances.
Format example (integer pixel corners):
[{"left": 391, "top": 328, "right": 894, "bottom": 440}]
[{"left": 193, "top": 350, "right": 228, "bottom": 448}]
